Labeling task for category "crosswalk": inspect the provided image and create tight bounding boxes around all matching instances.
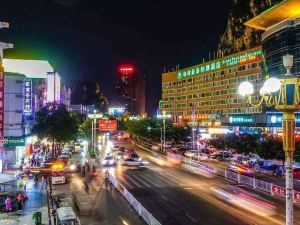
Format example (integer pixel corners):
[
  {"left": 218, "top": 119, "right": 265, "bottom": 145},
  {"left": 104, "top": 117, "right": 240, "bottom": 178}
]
[{"left": 115, "top": 169, "right": 184, "bottom": 190}]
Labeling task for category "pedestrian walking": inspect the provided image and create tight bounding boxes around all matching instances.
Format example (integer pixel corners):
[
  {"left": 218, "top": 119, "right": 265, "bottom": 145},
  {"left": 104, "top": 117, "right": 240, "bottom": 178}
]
[
  {"left": 5, "top": 196, "right": 12, "bottom": 212},
  {"left": 16, "top": 192, "right": 24, "bottom": 210}
]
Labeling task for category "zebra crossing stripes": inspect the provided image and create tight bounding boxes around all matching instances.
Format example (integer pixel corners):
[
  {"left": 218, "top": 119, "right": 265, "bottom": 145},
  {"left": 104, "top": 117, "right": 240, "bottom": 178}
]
[{"left": 118, "top": 171, "right": 182, "bottom": 189}]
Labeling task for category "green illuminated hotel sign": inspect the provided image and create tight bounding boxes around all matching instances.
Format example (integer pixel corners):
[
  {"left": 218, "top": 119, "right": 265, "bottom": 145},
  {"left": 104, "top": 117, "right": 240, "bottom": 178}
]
[{"left": 177, "top": 49, "right": 262, "bottom": 79}]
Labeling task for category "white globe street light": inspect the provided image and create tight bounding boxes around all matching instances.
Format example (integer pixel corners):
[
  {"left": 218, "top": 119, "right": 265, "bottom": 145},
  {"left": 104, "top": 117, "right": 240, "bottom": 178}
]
[
  {"left": 238, "top": 81, "right": 254, "bottom": 96},
  {"left": 238, "top": 54, "right": 300, "bottom": 225},
  {"left": 263, "top": 77, "right": 281, "bottom": 93}
]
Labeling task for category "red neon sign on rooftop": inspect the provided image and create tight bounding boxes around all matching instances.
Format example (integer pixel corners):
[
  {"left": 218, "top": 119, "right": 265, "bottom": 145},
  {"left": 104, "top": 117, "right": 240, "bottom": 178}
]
[{"left": 120, "top": 67, "right": 133, "bottom": 72}]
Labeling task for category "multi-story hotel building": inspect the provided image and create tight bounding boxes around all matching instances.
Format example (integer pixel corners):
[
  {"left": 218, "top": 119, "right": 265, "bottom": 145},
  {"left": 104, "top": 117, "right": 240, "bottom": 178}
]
[{"left": 161, "top": 46, "right": 264, "bottom": 128}]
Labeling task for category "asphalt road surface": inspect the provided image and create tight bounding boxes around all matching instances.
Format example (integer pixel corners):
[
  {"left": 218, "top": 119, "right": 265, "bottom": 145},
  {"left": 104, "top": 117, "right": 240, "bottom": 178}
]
[
  {"left": 106, "top": 139, "right": 300, "bottom": 225},
  {"left": 52, "top": 152, "right": 146, "bottom": 225}
]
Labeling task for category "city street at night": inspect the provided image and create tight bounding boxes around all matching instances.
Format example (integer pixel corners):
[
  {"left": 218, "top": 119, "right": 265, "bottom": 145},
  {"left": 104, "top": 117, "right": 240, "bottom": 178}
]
[{"left": 1, "top": 0, "right": 300, "bottom": 224}]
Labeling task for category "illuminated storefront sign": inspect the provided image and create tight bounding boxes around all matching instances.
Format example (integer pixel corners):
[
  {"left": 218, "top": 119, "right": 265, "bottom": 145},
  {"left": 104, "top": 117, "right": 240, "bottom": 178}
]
[
  {"left": 23, "top": 78, "right": 32, "bottom": 115},
  {"left": 3, "top": 137, "right": 25, "bottom": 148},
  {"left": 177, "top": 48, "right": 262, "bottom": 79},
  {"left": 267, "top": 112, "right": 300, "bottom": 127},
  {"left": 229, "top": 115, "right": 253, "bottom": 124}
]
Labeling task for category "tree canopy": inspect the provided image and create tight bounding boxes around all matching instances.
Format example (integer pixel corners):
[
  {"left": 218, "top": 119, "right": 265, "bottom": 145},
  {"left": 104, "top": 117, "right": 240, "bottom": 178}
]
[
  {"left": 32, "top": 104, "right": 80, "bottom": 143},
  {"left": 125, "top": 118, "right": 191, "bottom": 143}
]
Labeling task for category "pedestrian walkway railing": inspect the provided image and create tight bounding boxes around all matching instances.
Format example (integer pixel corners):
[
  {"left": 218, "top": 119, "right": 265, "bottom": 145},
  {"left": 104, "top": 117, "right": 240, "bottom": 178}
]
[{"left": 108, "top": 173, "right": 162, "bottom": 225}]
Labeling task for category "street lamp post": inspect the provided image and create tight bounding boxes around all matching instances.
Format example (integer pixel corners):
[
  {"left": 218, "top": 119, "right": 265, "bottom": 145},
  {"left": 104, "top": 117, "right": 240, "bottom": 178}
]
[
  {"left": 157, "top": 111, "right": 171, "bottom": 152},
  {"left": 238, "top": 54, "right": 298, "bottom": 225},
  {"left": 88, "top": 111, "right": 103, "bottom": 156},
  {"left": 147, "top": 127, "right": 163, "bottom": 151}
]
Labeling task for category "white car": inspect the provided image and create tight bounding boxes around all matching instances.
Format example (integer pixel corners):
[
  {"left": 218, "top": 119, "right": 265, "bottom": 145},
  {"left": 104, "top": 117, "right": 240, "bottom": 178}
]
[
  {"left": 191, "top": 153, "right": 209, "bottom": 161},
  {"left": 121, "top": 158, "right": 149, "bottom": 166},
  {"left": 102, "top": 156, "right": 115, "bottom": 166}
]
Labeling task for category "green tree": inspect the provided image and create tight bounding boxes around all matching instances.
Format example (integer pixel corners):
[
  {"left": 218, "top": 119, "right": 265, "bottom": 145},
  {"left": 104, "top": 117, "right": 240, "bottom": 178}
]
[{"left": 32, "top": 104, "right": 80, "bottom": 156}]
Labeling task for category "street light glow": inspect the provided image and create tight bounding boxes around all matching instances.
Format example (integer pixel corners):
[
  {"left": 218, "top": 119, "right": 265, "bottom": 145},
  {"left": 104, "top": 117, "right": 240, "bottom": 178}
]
[
  {"left": 262, "top": 77, "right": 281, "bottom": 93},
  {"left": 238, "top": 81, "right": 254, "bottom": 96}
]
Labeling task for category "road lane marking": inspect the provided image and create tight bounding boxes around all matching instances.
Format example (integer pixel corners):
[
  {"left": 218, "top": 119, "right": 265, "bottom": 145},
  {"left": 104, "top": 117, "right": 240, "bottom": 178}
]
[
  {"left": 124, "top": 175, "right": 141, "bottom": 189},
  {"left": 185, "top": 213, "right": 197, "bottom": 223},
  {"left": 133, "top": 174, "right": 152, "bottom": 187},
  {"left": 160, "top": 194, "right": 169, "bottom": 202}
]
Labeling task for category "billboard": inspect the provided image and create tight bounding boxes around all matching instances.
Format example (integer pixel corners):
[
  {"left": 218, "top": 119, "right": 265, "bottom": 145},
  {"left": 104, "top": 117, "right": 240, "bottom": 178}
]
[
  {"left": 108, "top": 107, "right": 125, "bottom": 116},
  {"left": 23, "top": 78, "right": 32, "bottom": 115},
  {"left": 99, "top": 119, "right": 117, "bottom": 132}
]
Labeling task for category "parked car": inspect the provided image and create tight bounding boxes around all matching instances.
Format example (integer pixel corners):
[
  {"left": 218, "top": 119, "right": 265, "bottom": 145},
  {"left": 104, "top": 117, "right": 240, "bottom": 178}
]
[
  {"left": 184, "top": 150, "right": 199, "bottom": 158},
  {"left": 294, "top": 168, "right": 300, "bottom": 180},
  {"left": 201, "top": 148, "right": 213, "bottom": 154},
  {"left": 192, "top": 153, "right": 209, "bottom": 161},
  {"left": 211, "top": 151, "right": 233, "bottom": 160}
]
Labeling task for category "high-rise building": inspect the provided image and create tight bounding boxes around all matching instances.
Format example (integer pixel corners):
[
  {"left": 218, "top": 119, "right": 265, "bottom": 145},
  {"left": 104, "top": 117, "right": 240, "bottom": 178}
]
[
  {"left": 116, "top": 65, "right": 145, "bottom": 116},
  {"left": 161, "top": 46, "right": 264, "bottom": 128}
]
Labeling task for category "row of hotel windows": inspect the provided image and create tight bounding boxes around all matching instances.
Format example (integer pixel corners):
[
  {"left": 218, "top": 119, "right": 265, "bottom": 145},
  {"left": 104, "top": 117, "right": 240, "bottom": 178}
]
[
  {"left": 162, "top": 62, "right": 262, "bottom": 88},
  {"left": 162, "top": 73, "right": 260, "bottom": 95},
  {"left": 165, "top": 107, "right": 262, "bottom": 116},
  {"left": 163, "top": 97, "right": 249, "bottom": 108},
  {"left": 163, "top": 85, "right": 263, "bottom": 101}
]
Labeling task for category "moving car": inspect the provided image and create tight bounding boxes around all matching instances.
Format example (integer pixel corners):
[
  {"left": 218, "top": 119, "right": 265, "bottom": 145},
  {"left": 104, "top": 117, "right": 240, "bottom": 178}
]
[
  {"left": 211, "top": 185, "right": 276, "bottom": 216},
  {"left": 102, "top": 156, "right": 115, "bottom": 166},
  {"left": 130, "top": 153, "right": 141, "bottom": 161},
  {"left": 121, "top": 158, "right": 149, "bottom": 166},
  {"left": 228, "top": 164, "right": 254, "bottom": 175}
]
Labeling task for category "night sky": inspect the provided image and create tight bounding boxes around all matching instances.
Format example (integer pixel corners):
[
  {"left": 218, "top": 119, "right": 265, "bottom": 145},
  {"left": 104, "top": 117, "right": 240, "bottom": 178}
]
[{"left": 0, "top": 0, "right": 230, "bottom": 115}]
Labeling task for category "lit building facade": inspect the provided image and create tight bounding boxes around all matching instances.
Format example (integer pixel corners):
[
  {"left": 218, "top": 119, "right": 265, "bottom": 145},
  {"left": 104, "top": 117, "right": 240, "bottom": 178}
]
[
  {"left": 243, "top": 0, "right": 300, "bottom": 133},
  {"left": 245, "top": 0, "right": 300, "bottom": 79},
  {"left": 116, "top": 66, "right": 146, "bottom": 116},
  {"left": 161, "top": 47, "right": 264, "bottom": 127}
]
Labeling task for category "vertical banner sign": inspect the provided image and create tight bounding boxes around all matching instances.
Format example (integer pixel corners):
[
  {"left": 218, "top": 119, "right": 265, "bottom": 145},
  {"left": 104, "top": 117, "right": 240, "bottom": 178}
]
[
  {"left": 0, "top": 65, "right": 4, "bottom": 146},
  {"left": 23, "top": 78, "right": 32, "bottom": 115}
]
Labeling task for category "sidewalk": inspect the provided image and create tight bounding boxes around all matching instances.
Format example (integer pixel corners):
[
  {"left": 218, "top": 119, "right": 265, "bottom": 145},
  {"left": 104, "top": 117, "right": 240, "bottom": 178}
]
[{"left": 0, "top": 180, "right": 50, "bottom": 225}]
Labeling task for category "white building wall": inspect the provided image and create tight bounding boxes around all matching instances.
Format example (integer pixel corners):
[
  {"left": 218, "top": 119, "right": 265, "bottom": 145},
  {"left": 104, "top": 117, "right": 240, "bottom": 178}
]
[{"left": 4, "top": 74, "right": 24, "bottom": 137}]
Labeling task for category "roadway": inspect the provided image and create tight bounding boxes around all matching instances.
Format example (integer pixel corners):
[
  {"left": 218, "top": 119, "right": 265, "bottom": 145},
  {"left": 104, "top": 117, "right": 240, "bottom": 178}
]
[
  {"left": 52, "top": 152, "right": 146, "bottom": 225},
  {"left": 107, "top": 139, "right": 300, "bottom": 225}
]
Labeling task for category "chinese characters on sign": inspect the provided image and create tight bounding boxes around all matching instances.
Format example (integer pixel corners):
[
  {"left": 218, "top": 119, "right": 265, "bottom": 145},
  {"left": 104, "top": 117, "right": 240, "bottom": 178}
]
[
  {"left": 176, "top": 48, "right": 262, "bottom": 79},
  {"left": 272, "top": 184, "right": 286, "bottom": 197},
  {"left": 0, "top": 68, "right": 3, "bottom": 141},
  {"left": 23, "top": 78, "right": 32, "bottom": 116},
  {"left": 99, "top": 119, "right": 117, "bottom": 132}
]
